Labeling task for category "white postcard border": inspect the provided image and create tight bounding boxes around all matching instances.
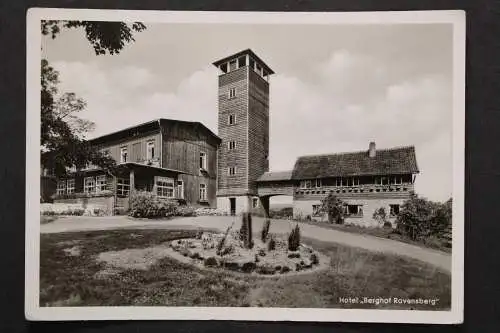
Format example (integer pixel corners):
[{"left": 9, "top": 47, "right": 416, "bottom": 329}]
[{"left": 25, "top": 8, "right": 466, "bottom": 324}]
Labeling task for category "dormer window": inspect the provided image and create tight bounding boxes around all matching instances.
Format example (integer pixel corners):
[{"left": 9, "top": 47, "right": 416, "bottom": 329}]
[{"left": 120, "top": 147, "right": 128, "bottom": 163}]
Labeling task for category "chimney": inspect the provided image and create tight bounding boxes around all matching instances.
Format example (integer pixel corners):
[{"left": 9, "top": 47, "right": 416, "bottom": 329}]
[{"left": 369, "top": 142, "right": 376, "bottom": 158}]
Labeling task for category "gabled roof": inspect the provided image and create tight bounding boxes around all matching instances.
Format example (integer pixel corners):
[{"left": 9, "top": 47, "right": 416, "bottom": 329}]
[
  {"left": 89, "top": 118, "right": 220, "bottom": 145},
  {"left": 256, "top": 170, "right": 293, "bottom": 182},
  {"left": 291, "top": 146, "right": 419, "bottom": 180}
]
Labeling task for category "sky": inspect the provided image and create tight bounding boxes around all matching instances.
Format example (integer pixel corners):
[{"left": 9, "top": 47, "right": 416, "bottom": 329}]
[{"left": 41, "top": 22, "right": 454, "bottom": 203}]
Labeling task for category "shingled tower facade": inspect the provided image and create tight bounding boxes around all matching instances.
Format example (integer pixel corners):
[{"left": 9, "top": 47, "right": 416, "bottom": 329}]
[{"left": 213, "top": 49, "right": 274, "bottom": 215}]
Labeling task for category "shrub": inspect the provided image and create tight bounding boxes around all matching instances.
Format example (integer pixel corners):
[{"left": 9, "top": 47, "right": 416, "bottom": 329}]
[
  {"left": 176, "top": 206, "right": 197, "bottom": 217},
  {"left": 267, "top": 236, "right": 276, "bottom": 251},
  {"left": 320, "top": 194, "right": 345, "bottom": 224},
  {"left": 204, "top": 256, "right": 218, "bottom": 267},
  {"left": 128, "top": 191, "right": 179, "bottom": 218},
  {"left": 261, "top": 219, "right": 271, "bottom": 242},
  {"left": 288, "top": 224, "right": 301, "bottom": 251},
  {"left": 383, "top": 221, "right": 393, "bottom": 229},
  {"left": 216, "top": 225, "right": 232, "bottom": 255},
  {"left": 396, "top": 194, "right": 452, "bottom": 241},
  {"left": 240, "top": 212, "right": 253, "bottom": 249},
  {"left": 310, "top": 253, "right": 319, "bottom": 265},
  {"left": 373, "top": 207, "right": 387, "bottom": 225}
]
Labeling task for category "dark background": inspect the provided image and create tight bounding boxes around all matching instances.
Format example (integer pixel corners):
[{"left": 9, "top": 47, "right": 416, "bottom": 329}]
[{"left": 1, "top": 0, "right": 498, "bottom": 332}]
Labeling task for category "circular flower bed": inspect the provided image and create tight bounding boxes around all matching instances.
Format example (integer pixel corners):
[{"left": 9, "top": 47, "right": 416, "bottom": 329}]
[{"left": 169, "top": 231, "right": 327, "bottom": 276}]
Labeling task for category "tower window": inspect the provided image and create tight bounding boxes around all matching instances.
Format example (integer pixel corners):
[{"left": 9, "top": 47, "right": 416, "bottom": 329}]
[
  {"left": 228, "top": 167, "right": 236, "bottom": 175},
  {"left": 220, "top": 63, "right": 228, "bottom": 73},
  {"left": 199, "top": 152, "right": 207, "bottom": 170},
  {"left": 228, "top": 141, "right": 236, "bottom": 150},
  {"left": 238, "top": 56, "right": 246, "bottom": 68},
  {"left": 228, "top": 87, "right": 236, "bottom": 99},
  {"left": 229, "top": 60, "right": 237, "bottom": 72},
  {"left": 228, "top": 114, "right": 235, "bottom": 125}
]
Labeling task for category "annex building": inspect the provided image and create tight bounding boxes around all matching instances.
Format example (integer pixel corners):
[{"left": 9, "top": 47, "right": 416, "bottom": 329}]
[{"left": 42, "top": 49, "right": 419, "bottom": 226}]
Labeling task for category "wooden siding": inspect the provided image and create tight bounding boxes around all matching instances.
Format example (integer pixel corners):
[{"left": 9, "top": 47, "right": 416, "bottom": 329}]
[
  {"left": 160, "top": 121, "right": 218, "bottom": 207},
  {"left": 96, "top": 131, "right": 161, "bottom": 164},
  {"left": 248, "top": 69, "right": 270, "bottom": 194},
  {"left": 217, "top": 66, "right": 249, "bottom": 195}
]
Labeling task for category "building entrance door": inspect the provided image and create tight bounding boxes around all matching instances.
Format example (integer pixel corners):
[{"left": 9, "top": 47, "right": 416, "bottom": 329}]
[{"left": 229, "top": 198, "right": 236, "bottom": 216}]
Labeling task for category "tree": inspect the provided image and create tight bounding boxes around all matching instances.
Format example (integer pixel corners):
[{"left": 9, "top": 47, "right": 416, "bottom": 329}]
[
  {"left": 396, "top": 193, "right": 451, "bottom": 241},
  {"left": 40, "top": 20, "right": 146, "bottom": 176},
  {"left": 320, "top": 193, "right": 345, "bottom": 224}
]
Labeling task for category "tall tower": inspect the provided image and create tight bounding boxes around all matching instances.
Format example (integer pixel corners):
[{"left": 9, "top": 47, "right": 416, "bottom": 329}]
[{"left": 213, "top": 49, "right": 274, "bottom": 215}]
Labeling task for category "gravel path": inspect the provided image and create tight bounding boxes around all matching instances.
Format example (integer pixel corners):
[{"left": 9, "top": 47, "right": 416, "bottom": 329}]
[{"left": 40, "top": 215, "right": 451, "bottom": 271}]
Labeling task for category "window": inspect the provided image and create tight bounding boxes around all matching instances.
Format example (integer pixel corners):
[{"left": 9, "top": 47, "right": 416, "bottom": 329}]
[
  {"left": 346, "top": 204, "right": 363, "bottom": 216},
  {"left": 56, "top": 180, "right": 66, "bottom": 195},
  {"left": 220, "top": 63, "right": 228, "bottom": 73},
  {"left": 375, "top": 176, "right": 389, "bottom": 185},
  {"left": 96, "top": 175, "right": 107, "bottom": 192},
  {"left": 300, "top": 180, "right": 312, "bottom": 189},
  {"left": 228, "top": 167, "right": 236, "bottom": 175},
  {"left": 229, "top": 60, "right": 237, "bottom": 71},
  {"left": 228, "top": 141, "right": 236, "bottom": 150},
  {"left": 147, "top": 141, "right": 155, "bottom": 160},
  {"left": 315, "top": 179, "right": 322, "bottom": 188},
  {"left": 120, "top": 147, "right": 128, "bottom": 163},
  {"left": 390, "top": 204, "right": 400, "bottom": 216},
  {"left": 238, "top": 56, "right": 246, "bottom": 68},
  {"left": 84, "top": 177, "right": 96, "bottom": 194},
  {"left": 66, "top": 179, "right": 75, "bottom": 194},
  {"left": 177, "top": 180, "right": 184, "bottom": 199},
  {"left": 199, "top": 183, "right": 207, "bottom": 201},
  {"left": 391, "top": 175, "right": 403, "bottom": 185},
  {"left": 228, "top": 114, "right": 235, "bottom": 125},
  {"left": 156, "top": 177, "right": 174, "bottom": 198},
  {"left": 228, "top": 87, "right": 236, "bottom": 99},
  {"left": 255, "top": 63, "right": 262, "bottom": 75},
  {"left": 199, "top": 152, "right": 207, "bottom": 170},
  {"left": 252, "top": 197, "right": 259, "bottom": 208},
  {"left": 335, "top": 177, "right": 343, "bottom": 187},
  {"left": 116, "top": 178, "right": 130, "bottom": 197},
  {"left": 312, "top": 204, "right": 322, "bottom": 216}
]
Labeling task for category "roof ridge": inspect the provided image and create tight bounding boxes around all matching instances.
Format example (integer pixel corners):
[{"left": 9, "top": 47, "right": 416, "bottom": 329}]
[{"left": 297, "top": 145, "right": 415, "bottom": 159}]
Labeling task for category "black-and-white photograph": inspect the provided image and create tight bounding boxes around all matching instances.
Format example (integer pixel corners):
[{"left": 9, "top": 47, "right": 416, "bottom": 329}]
[{"left": 26, "top": 9, "right": 465, "bottom": 323}]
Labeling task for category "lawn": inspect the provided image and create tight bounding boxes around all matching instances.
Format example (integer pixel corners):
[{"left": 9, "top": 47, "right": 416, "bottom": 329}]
[{"left": 40, "top": 229, "right": 451, "bottom": 310}]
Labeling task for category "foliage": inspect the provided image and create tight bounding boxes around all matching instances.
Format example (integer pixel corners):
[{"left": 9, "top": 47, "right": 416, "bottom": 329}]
[
  {"left": 176, "top": 206, "right": 197, "bottom": 217},
  {"left": 267, "top": 236, "right": 276, "bottom": 251},
  {"left": 320, "top": 194, "right": 345, "bottom": 224},
  {"left": 372, "top": 207, "right": 387, "bottom": 225},
  {"left": 269, "top": 207, "right": 293, "bottom": 219},
  {"left": 216, "top": 225, "right": 233, "bottom": 256},
  {"left": 261, "top": 219, "right": 271, "bottom": 242},
  {"left": 288, "top": 224, "right": 301, "bottom": 251},
  {"left": 40, "top": 20, "right": 146, "bottom": 176},
  {"left": 42, "top": 20, "right": 146, "bottom": 55},
  {"left": 41, "top": 208, "right": 85, "bottom": 216},
  {"left": 396, "top": 194, "right": 452, "bottom": 241},
  {"left": 128, "top": 191, "right": 179, "bottom": 219},
  {"left": 239, "top": 213, "right": 253, "bottom": 249}
]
